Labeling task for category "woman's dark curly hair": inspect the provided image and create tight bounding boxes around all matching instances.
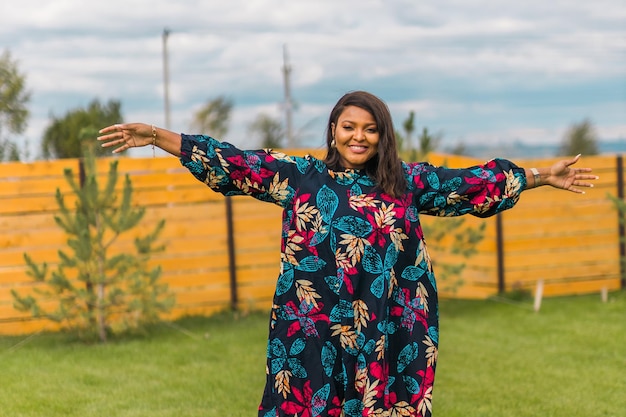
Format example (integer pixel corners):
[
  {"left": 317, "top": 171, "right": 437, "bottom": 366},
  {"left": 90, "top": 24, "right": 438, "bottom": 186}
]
[{"left": 324, "top": 91, "right": 407, "bottom": 197}]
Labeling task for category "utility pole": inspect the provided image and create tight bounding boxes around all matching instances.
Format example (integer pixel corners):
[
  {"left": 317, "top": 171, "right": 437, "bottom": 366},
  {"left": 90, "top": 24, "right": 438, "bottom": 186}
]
[
  {"left": 162, "top": 28, "right": 171, "bottom": 130},
  {"left": 282, "top": 44, "right": 294, "bottom": 147}
]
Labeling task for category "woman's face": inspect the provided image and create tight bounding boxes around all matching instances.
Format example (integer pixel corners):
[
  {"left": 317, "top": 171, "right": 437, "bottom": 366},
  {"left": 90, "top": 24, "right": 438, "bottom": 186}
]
[{"left": 332, "top": 105, "right": 380, "bottom": 170}]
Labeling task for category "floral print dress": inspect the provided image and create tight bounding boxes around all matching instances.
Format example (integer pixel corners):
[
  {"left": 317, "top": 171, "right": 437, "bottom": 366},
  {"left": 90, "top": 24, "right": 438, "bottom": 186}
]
[{"left": 179, "top": 134, "right": 527, "bottom": 417}]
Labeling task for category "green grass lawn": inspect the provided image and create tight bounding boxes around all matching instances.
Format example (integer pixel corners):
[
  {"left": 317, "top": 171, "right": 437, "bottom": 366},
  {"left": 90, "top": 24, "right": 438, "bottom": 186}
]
[{"left": 1, "top": 292, "right": 624, "bottom": 417}]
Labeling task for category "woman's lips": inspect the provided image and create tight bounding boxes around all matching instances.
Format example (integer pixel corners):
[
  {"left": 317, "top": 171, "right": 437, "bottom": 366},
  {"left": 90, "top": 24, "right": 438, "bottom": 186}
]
[{"left": 349, "top": 145, "right": 368, "bottom": 153}]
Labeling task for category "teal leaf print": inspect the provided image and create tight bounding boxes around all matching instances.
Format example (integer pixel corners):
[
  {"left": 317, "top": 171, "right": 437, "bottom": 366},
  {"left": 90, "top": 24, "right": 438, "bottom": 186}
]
[
  {"left": 356, "top": 332, "right": 366, "bottom": 351},
  {"left": 324, "top": 275, "right": 342, "bottom": 295},
  {"left": 321, "top": 341, "right": 337, "bottom": 377},
  {"left": 388, "top": 321, "right": 399, "bottom": 335},
  {"left": 343, "top": 399, "right": 364, "bottom": 417},
  {"left": 311, "top": 384, "right": 330, "bottom": 417},
  {"left": 442, "top": 176, "right": 462, "bottom": 192},
  {"left": 310, "top": 229, "right": 329, "bottom": 246},
  {"left": 428, "top": 326, "right": 439, "bottom": 344},
  {"left": 363, "top": 339, "right": 376, "bottom": 355},
  {"left": 345, "top": 332, "right": 365, "bottom": 356},
  {"left": 383, "top": 243, "right": 399, "bottom": 271},
  {"left": 290, "top": 338, "right": 306, "bottom": 356},
  {"left": 262, "top": 407, "right": 276, "bottom": 417},
  {"left": 401, "top": 265, "right": 427, "bottom": 281},
  {"left": 334, "top": 216, "right": 372, "bottom": 237},
  {"left": 276, "top": 264, "right": 295, "bottom": 295},
  {"left": 330, "top": 230, "right": 337, "bottom": 253},
  {"left": 296, "top": 158, "right": 310, "bottom": 174},
  {"left": 295, "top": 256, "right": 327, "bottom": 272},
  {"left": 433, "top": 194, "right": 446, "bottom": 208},
  {"left": 317, "top": 185, "right": 339, "bottom": 223},
  {"left": 377, "top": 319, "right": 398, "bottom": 335},
  {"left": 313, "top": 159, "right": 326, "bottom": 173},
  {"left": 185, "top": 160, "right": 204, "bottom": 176},
  {"left": 427, "top": 171, "right": 440, "bottom": 189},
  {"left": 419, "top": 192, "right": 437, "bottom": 207},
  {"left": 338, "top": 363, "right": 348, "bottom": 390},
  {"left": 349, "top": 183, "right": 363, "bottom": 198},
  {"left": 357, "top": 175, "right": 375, "bottom": 186},
  {"left": 330, "top": 299, "right": 353, "bottom": 322},
  {"left": 403, "top": 375, "right": 421, "bottom": 395},
  {"left": 427, "top": 270, "right": 437, "bottom": 292},
  {"left": 397, "top": 342, "right": 419, "bottom": 373},
  {"left": 406, "top": 206, "right": 419, "bottom": 222},
  {"left": 205, "top": 138, "right": 220, "bottom": 157},
  {"left": 370, "top": 275, "right": 385, "bottom": 298},
  {"left": 362, "top": 245, "right": 383, "bottom": 274},
  {"left": 357, "top": 353, "right": 366, "bottom": 370},
  {"left": 288, "top": 358, "right": 307, "bottom": 378},
  {"left": 472, "top": 167, "right": 495, "bottom": 181},
  {"left": 270, "top": 339, "right": 286, "bottom": 373},
  {"left": 419, "top": 192, "right": 447, "bottom": 208}
]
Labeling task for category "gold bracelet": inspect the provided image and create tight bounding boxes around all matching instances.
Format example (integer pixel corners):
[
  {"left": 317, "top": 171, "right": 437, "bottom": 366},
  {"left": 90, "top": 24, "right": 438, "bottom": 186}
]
[
  {"left": 151, "top": 125, "right": 157, "bottom": 157},
  {"left": 530, "top": 167, "right": 540, "bottom": 187}
]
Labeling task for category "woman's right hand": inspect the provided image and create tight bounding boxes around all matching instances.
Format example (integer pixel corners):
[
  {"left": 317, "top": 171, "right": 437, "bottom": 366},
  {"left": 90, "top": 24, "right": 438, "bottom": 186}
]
[{"left": 98, "top": 123, "right": 154, "bottom": 154}]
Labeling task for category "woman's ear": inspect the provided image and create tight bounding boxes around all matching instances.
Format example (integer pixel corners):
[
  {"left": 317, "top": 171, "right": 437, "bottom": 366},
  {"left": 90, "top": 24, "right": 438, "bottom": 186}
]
[{"left": 330, "top": 123, "right": 335, "bottom": 138}]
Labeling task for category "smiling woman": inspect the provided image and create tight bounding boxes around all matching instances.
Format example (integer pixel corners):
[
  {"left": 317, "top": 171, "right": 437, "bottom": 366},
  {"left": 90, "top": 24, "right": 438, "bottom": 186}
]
[{"left": 97, "top": 90, "right": 596, "bottom": 417}]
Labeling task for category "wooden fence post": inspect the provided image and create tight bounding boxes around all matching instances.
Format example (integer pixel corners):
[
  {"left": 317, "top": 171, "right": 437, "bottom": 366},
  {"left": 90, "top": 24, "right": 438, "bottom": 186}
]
[
  {"left": 496, "top": 213, "right": 505, "bottom": 294},
  {"left": 225, "top": 196, "right": 238, "bottom": 310},
  {"left": 617, "top": 155, "right": 625, "bottom": 289}
]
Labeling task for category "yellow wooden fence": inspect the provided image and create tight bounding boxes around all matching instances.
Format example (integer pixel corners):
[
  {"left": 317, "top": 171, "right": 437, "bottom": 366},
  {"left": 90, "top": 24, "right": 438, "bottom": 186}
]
[{"left": 0, "top": 152, "right": 622, "bottom": 335}]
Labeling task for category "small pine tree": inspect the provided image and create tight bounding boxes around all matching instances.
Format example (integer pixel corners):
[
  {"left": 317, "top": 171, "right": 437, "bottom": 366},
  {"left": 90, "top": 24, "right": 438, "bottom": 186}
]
[
  {"left": 12, "top": 140, "right": 173, "bottom": 342},
  {"left": 422, "top": 217, "right": 486, "bottom": 293},
  {"left": 396, "top": 111, "right": 486, "bottom": 292}
]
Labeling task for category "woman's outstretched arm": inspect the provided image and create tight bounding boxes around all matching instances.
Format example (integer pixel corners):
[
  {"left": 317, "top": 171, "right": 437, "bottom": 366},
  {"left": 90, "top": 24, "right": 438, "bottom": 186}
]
[{"left": 98, "top": 123, "right": 182, "bottom": 157}]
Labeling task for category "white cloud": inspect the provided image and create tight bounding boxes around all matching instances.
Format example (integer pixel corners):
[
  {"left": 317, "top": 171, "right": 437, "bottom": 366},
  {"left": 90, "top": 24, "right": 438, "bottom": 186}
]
[{"left": 1, "top": 0, "right": 624, "bottom": 160}]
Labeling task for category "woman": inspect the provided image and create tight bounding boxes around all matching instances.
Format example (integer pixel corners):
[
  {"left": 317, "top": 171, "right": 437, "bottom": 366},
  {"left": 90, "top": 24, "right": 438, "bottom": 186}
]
[{"left": 99, "top": 91, "right": 596, "bottom": 417}]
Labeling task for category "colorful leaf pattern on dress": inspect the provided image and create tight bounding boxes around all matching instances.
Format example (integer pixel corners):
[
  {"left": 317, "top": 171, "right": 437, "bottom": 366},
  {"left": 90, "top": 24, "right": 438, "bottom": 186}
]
[{"left": 180, "top": 134, "right": 527, "bottom": 416}]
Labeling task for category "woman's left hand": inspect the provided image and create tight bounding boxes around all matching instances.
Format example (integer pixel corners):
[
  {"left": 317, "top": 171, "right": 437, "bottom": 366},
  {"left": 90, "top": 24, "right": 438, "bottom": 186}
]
[{"left": 547, "top": 154, "right": 598, "bottom": 193}]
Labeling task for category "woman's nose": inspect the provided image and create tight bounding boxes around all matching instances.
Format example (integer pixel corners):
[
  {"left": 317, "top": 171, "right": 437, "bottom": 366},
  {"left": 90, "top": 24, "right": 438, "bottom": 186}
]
[{"left": 354, "top": 130, "right": 366, "bottom": 140}]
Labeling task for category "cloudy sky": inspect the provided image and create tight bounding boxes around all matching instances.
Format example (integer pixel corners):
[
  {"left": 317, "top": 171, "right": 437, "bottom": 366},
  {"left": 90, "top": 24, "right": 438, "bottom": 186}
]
[{"left": 1, "top": 0, "right": 625, "bottom": 159}]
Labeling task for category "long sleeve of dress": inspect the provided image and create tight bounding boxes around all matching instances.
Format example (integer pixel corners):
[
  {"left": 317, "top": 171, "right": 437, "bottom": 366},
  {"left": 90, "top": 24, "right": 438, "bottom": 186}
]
[
  {"left": 179, "top": 134, "right": 315, "bottom": 208},
  {"left": 406, "top": 158, "right": 527, "bottom": 218}
]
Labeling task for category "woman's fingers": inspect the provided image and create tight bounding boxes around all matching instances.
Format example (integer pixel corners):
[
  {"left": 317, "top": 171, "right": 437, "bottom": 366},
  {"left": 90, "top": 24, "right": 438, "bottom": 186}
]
[{"left": 97, "top": 132, "right": 120, "bottom": 142}]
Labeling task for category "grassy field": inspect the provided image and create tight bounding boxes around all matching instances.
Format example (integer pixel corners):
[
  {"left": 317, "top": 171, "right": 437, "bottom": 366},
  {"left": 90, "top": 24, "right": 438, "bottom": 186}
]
[{"left": 1, "top": 292, "right": 624, "bottom": 417}]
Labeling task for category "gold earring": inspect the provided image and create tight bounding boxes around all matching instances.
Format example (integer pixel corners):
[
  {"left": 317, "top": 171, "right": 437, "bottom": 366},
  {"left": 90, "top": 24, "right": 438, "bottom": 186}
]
[{"left": 330, "top": 139, "right": 336, "bottom": 148}]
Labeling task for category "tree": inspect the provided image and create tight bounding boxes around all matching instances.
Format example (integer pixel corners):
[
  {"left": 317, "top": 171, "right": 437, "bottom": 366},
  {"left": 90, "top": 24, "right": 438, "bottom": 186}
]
[
  {"left": 12, "top": 140, "right": 173, "bottom": 342},
  {"left": 421, "top": 217, "right": 486, "bottom": 294},
  {"left": 0, "top": 140, "right": 19, "bottom": 161},
  {"left": 190, "top": 96, "right": 233, "bottom": 139},
  {"left": 0, "top": 49, "right": 31, "bottom": 161},
  {"left": 395, "top": 111, "right": 414, "bottom": 155},
  {"left": 394, "top": 111, "right": 484, "bottom": 292},
  {"left": 42, "top": 99, "right": 123, "bottom": 159},
  {"left": 402, "top": 110, "right": 416, "bottom": 150},
  {"left": 249, "top": 113, "right": 284, "bottom": 148},
  {"left": 557, "top": 119, "right": 599, "bottom": 156},
  {"left": 416, "top": 127, "right": 441, "bottom": 159},
  {"left": 446, "top": 142, "right": 469, "bottom": 156}
]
